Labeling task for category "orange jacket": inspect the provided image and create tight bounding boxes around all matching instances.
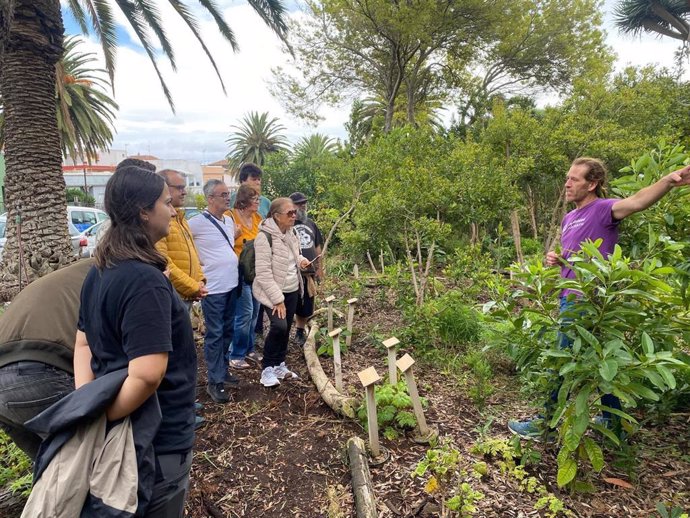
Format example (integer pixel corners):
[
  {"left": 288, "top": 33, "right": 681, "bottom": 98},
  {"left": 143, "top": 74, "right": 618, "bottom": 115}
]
[{"left": 155, "top": 208, "right": 205, "bottom": 300}]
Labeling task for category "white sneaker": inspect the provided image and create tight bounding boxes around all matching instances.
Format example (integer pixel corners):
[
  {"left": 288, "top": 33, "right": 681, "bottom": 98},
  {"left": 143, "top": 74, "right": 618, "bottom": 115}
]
[
  {"left": 274, "top": 362, "right": 298, "bottom": 380},
  {"left": 260, "top": 366, "right": 280, "bottom": 387}
]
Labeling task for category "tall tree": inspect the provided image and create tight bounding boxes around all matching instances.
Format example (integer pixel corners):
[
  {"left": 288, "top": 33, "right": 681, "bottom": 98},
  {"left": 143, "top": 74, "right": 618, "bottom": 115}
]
[
  {"left": 270, "top": 0, "right": 490, "bottom": 131},
  {"left": 0, "top": 0, "right": 289, "bottom": 298},
  {"left": 455, "top": 0, "right": 612, "bottom": 127},
  {"left": 292, "top": 133, "right": 338, "bottom": 159},
  {"left": 1, "top": 36, "right": 119, "bottom": 163},
  {"left": 226, "top": 111, "right": 289, "bottom": 169},
  {"left": 614, "top": 0, "right": 690, "bottom": 42}
]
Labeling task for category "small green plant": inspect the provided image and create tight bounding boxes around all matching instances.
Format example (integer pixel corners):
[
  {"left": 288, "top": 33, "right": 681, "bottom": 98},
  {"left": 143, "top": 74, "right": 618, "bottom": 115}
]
[
  {"left": 316, "top": 327, "right": 350, "bottom": 357},
  {"left": 534, "top": 494, "right": 572, "bottom": 518},
  {"left": 0, "top": 430, "right": 32, "bottom": 497},
  {"left": 445, "top": 482, "right": 484, "bottom": 517},
  {"left": 656, "top": 503, "right": 689, "bottom": 518},
  {"left": 356, "top": 380, "right": 424, "bottom": 439},
  {"left": 413, "top": 439, "right": 483, "bottom": 517},
  {"left": 462, "top": 350, "right": 495, "bottom": 409}
]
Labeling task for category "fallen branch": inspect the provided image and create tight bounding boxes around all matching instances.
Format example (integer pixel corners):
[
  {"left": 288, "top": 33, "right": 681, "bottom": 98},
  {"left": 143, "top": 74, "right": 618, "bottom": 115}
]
[
  {"left": 303, "top": 321, "right": 358, "bottom": 419},
  {"left": 346, "top": 437, "right": 377, "bottom": 518}
]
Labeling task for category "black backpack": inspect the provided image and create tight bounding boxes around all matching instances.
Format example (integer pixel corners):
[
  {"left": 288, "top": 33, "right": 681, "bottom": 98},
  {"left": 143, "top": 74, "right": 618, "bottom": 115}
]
[{"left": 239, "top": 230, "right": 272, "bottom": 283}]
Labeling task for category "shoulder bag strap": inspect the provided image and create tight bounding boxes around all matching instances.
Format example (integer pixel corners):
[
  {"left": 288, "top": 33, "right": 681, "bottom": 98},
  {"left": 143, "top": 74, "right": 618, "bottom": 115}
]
[{"left": 202, "top": 211, "right": 233, "bottom": 249}]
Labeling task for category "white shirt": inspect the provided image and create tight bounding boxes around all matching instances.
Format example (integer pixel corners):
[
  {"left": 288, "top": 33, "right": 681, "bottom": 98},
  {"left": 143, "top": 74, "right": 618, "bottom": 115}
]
[{"left": 187, "top": 212, "right": 239, "bottom": 295}]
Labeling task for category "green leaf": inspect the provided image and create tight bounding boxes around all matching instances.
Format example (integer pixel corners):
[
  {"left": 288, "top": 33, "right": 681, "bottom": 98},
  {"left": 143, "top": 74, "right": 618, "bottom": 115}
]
[
  {"left": 556, "top": 457, "right": 577, "bottom": 487},
  {"left": 599, "top": 359, "right": 618, "bottom": 382},
  {"left": 575, "top": 387, "right": 591, "bottom": 415},
  {"left": 573, "top": 411, "right": 589, "bottom": 436},
  {"left": 583, "top": 437, "right": 604, "bottom": 472},
  {"left": 641, "top": 332, "right": 654, "bottom": 356},
  {"left": 656, "top": 364, "right": 676, "bottom": 390},
  {"left": 626, "top": 382, "right": 660, "bottom": 401},
  {"left": 575, "top": 325, "right": 601, "bottom": 352},
  {"left": 563, "top": 429, "right": 581, "bottom": 452}
]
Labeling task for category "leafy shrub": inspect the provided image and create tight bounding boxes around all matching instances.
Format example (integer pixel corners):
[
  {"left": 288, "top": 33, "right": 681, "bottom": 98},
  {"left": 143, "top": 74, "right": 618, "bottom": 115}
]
[
  {"left": 402, "top": 291, "right": 482, "bottom": 353},
  {"left": 520, "top": 237, "right": 543, "bottom": 258},
  {"left": 487, "top": 241, "right": 690, "bottom": 487},
  {"left": 436, "top": 292, "right": 482, "bottom": 346}
]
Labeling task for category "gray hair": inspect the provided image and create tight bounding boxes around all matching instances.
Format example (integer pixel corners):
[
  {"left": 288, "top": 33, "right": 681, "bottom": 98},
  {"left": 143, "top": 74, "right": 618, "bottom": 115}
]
[
  {"left": 203, "top": 179, "right": 224, "bottom": 198},
  {"left": 158, "top": 169, "right": 184, "bottom": 183}
]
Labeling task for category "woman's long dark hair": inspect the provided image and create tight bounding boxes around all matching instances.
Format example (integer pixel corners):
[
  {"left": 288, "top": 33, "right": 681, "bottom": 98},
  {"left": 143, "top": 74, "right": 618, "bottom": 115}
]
[{"left": 94, "top": 166, "right": 168, "bottom": 270}]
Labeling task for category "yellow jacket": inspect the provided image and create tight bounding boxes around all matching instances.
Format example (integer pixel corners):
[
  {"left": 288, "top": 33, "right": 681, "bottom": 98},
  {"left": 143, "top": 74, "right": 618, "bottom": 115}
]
[{"left": 155, "top": 208, "right": 205, "bottom": 300}]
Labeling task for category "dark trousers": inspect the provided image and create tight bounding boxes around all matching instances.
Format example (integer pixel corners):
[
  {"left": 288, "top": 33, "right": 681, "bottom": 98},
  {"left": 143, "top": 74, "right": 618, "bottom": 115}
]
[
  {"left": 146, "top": 451, "right": 192, "bottom": 518},
  {"left": 262, "top": 290, "right": 299, "bottom": 369},
  {"left": 0, "top": 361, "right": 74, "bottom": 460}
]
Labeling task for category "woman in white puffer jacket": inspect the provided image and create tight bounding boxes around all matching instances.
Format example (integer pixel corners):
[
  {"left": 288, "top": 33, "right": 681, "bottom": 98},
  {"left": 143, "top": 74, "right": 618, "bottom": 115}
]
[{"left": 252, "top": 198, "right": 309, "bottom": 387}]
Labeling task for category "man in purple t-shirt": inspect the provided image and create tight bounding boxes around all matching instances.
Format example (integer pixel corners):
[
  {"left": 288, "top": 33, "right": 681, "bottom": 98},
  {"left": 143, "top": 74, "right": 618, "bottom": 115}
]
[{"left": 509, "top": 156, "right": 690, "bottom": 440}]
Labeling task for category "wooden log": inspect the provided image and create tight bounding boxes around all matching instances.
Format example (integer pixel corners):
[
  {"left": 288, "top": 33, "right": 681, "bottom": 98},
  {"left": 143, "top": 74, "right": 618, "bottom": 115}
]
[
  {"left": 0, "top": 487, "right": 25, "bottom": 518},
  {"left": 346, "top": 437, "right": 378, "bottom": 518},
  {"left": 303, "top": 322, "right": 359, "bottom": 419}
]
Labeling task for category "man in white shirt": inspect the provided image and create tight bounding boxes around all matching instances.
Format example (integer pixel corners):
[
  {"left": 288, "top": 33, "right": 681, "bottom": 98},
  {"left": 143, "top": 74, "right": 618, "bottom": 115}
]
[{"left": 188, "top": 180, "right": 240, "bottom": 403}]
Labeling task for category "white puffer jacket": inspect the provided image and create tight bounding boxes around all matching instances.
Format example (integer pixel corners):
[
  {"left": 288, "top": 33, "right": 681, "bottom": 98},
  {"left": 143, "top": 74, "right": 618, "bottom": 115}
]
[{"left": 252, "top": 217, "right": 305, "bottom": 308}]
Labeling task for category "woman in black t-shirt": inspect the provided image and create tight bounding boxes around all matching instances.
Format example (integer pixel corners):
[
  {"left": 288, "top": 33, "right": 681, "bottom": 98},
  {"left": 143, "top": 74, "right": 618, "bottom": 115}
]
[{"left": 75, "top": 165, "right": 197, "bottom": 518}]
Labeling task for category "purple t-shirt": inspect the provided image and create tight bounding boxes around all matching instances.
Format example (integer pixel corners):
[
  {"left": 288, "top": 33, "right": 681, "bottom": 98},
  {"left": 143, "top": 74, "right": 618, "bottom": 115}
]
[{"left": 560, "top": 198, "right": 620, "bottom": 293}]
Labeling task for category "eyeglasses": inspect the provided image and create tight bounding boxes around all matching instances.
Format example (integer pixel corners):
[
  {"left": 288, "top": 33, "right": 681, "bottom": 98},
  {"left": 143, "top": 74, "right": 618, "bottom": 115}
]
[
  {"left": 211, "top": 192, "right": 230, "bottom": 199},
  {"left": 167, "top": 183, "right": 186, "bottom": 191},
  {"left": 251, "top": 197, "right": 260, "bottom": 204},
  {"left": 280, "top": 209, "right": 298, "bottom": 217}
]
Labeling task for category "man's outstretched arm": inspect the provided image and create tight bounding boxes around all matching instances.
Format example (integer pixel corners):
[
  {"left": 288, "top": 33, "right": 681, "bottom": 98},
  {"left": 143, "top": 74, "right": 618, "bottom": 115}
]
[{"left": 612, "top": 164, "right": 690, "bottom": 220}]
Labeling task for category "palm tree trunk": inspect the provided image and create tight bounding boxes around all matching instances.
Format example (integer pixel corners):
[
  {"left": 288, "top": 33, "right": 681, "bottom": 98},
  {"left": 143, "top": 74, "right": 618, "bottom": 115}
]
[{"left": 0, "top": 0, "right": 72, "bottom": 300}]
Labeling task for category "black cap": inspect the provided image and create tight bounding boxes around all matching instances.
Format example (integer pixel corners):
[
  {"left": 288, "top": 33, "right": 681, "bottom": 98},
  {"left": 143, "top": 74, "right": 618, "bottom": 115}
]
[{"left": 289, "top": 192, "right": 308, "bottom": 204}]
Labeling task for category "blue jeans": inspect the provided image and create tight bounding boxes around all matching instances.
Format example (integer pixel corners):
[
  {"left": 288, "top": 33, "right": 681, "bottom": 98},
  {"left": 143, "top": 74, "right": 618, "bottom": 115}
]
[
  {"left": 0, "top": 361, "right": 74, "bottom": 459},
  {"left": 227, "top": 281, "right": 260, "bottom": 361},
  {"left": 201, "top": 290, "right": 238, "bottom": 385},
  {"left": 554, "top": 296, "right": 621, "bottom": 419}
]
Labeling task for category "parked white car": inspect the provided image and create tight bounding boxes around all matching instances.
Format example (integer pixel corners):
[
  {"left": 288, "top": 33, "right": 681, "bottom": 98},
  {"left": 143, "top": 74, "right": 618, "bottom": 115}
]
[{"left": 0, "top": 206, "right": 108, "bottom": 260}]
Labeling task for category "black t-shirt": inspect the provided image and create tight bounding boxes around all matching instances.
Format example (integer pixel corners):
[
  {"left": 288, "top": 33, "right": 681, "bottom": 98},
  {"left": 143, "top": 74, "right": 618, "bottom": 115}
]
[
  {"left": 294, "top": 217, "right": 323, "bottom": 272},
  {"left": 78, "top": 260, "right": 197, "bottom": 454}
]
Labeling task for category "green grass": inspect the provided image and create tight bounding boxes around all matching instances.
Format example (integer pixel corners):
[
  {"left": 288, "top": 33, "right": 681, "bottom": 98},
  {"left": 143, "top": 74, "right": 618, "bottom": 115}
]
[{"left": 0, "top": 430, "right": 33, "bottom": 497}]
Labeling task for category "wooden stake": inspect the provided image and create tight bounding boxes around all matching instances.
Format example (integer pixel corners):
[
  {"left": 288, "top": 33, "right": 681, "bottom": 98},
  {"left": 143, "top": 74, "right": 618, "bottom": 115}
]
[
  {"left": 379, "top": 249, "right": 385, "bottom": 273},
  {"left": 346, "top": 298, "right": 358, "bottom": 348},
  {"left": 325, "top": 295, "right": 336, "bottom": 331},
  {"left": 357, "top": 367, "right": 381, "bottom": 457},
  {"left": 329, "top": 327, "right": 344, "bottom": 393},
  {"left": 396, "top": 354, "right": 431, "bottom": 438},
  {"left": 353, "top": 263, "right": 359, "bottom": 279},
  {"left": 382, "top": 337, "right": 400, "bottom": 385}
]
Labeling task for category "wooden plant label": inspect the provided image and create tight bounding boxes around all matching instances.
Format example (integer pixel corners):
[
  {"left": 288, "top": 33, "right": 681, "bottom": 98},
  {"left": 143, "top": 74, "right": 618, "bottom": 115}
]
[
  {"left": 329, "top": 327, "right": 344, "bottom": 392},
  {"left": 357, "top": 366, "right": 381, "bottom": 457},
  {"left": 396, "top": 354, "right": 429, "bottom": 437},
  {"left": 346, "top": 298, "right": 358, "bottom": 348},
  {"left": 382, "top": 337, "right": 400, "bottom": 384},
  {"left": 325, "top": 295, "right": 336, "bottom": 331}
]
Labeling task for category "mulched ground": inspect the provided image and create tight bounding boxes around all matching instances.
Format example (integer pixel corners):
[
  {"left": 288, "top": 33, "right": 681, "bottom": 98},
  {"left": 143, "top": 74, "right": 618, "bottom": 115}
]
[{"left": 186, "top": 277, "right": 690, "bottom": 517}]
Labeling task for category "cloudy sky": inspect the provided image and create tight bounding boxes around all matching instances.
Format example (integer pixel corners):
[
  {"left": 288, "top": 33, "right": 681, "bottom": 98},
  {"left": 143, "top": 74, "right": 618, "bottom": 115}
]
[{"left": 62, "top": 0, "right": 687, "bottom": 163}]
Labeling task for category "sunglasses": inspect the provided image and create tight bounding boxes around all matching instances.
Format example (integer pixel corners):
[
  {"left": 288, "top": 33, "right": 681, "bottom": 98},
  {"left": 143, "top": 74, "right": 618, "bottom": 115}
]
[
  {"left": 281, "top": 209, "right": 298, "bottom": 217},
  {"left": 167, "top": 183, "right": 186, "bottom": 191}
]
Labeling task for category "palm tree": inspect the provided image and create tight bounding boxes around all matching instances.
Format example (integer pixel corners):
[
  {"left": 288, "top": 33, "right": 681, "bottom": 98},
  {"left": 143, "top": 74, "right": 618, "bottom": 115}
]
[
  {"left": 614, "top": 0, "right": 690, "bottom": 41},
  {"left": 0, "top": 36, "right": 118, "bottom": 163},
  {"left": 0, "top": 0, "right": 289, "bottom": 297},
  {"left": 226, "top": 111, "right": 288, "bottom": 169},
  {"left": 292, "top": 133, "right": 338, "bottom": 159}
]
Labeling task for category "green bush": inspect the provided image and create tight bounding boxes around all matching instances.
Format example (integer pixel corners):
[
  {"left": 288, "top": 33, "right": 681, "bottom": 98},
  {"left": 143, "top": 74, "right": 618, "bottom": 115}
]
[
  {"left": 401, "top": 290, "right": 482, "bottom": 352},
  {"left": 356, "top": 380, "right": 425, "bottom": 440},
  {"left": 436, "top": 292, "right": 482, "bottom": 346}
]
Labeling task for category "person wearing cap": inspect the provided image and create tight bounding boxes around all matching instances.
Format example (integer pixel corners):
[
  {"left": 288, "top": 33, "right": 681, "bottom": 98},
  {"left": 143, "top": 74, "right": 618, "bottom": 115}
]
[{"left": 289, "top": 192, "right": 324, "bottom": 346}]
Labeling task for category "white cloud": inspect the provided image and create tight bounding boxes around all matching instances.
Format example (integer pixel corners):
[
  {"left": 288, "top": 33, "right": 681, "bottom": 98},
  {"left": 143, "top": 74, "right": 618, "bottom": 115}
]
[{"left": 72, "top": 0, "right": 687, "bottom": 162}]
